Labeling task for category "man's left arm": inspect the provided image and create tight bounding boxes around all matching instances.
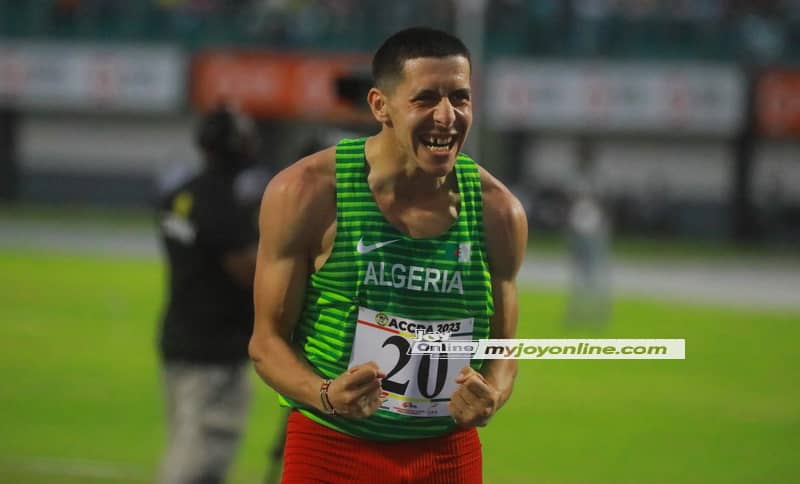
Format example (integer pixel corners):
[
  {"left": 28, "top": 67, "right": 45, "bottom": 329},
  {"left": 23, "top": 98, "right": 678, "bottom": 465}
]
[{"left": 449, "top": 169, "right": 528, "bottom": 427}]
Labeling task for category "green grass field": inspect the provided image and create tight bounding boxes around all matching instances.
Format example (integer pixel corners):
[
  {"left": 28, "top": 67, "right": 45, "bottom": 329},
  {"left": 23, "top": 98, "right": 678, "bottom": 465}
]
[{"left": 1, "top": 248, "right": 798, "bottom": 483}]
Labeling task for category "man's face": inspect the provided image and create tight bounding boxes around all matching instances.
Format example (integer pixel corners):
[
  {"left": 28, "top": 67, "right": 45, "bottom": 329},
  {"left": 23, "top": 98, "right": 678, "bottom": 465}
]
[{"left": 382, "top": 55, "right": 472, "bottom": 177}]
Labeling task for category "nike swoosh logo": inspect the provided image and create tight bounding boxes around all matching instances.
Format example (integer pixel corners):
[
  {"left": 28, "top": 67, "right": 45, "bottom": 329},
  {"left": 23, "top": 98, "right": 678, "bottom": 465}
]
[{"left": 356, "top": 237, "right": 400, "bottom": 254}]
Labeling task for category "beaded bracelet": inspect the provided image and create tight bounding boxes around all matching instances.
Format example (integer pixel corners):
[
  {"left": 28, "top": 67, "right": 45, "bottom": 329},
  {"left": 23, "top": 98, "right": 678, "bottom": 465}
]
[{"left": 320, "top": 379, "right": 337, "bottom": 416}]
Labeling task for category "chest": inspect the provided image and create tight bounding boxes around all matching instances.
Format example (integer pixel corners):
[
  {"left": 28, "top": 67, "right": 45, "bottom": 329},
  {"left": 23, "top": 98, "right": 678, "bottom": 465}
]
[
  {"left": 372, "top": 192, "right": 460, "bottom": 239},
  {"left": 311, "top": 193, "right": 461, "bottom": 272}
]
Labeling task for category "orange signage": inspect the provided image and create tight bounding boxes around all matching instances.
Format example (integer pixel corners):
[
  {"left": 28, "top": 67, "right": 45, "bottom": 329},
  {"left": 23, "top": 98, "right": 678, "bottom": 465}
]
[
  {"left": 192, "top": 51, "right": 372, "bottom": 122},
  {"left": 757, "top": 69, "right": 800, "bottom": 138}
]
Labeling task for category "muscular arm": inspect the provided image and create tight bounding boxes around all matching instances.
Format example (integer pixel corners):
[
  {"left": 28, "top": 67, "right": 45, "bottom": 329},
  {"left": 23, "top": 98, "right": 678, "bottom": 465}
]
[
  {"left": 249, "top": 153, "right": 339, "bottom": 413},
  {"left": 480, "top": 167, "right": 528, "bottom": 407},
  {"left": 249, "top": 151, "right": 384, "bottom": 417},
  {"left": 449, "top": 166, "right": 528, "bottom": 426}
]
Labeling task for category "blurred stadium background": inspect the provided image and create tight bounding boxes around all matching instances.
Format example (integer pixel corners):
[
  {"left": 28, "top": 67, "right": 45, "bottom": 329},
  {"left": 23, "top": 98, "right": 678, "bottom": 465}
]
[{"left": 1, "top": 1, "right": 799, "bottom": 483}]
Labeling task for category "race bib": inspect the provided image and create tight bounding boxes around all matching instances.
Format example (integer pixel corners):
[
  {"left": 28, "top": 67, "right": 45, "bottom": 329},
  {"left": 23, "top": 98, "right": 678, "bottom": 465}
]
[{"left": 348, "top": 307, "right": 474, "bottom": 417}]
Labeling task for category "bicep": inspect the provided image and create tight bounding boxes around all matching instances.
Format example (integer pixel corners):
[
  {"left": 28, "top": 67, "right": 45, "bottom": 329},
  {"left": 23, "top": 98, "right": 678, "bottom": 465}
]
[
  {"left": 489, "top": 276, "right": 518, "bottom": 339},
  {"left": 252, "top": 182, "right": 312, "bottom": 341},
  {"left": 484, "top": 186, "right": 528, "bottom": 339},
  {"left": 253, "top": 241, "right": 308, "bottom": 340}
]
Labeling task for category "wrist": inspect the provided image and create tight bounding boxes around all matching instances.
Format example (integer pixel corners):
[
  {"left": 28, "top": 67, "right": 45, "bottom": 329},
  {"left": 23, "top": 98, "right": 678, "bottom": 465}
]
[{"left": 319, "top": 378, "right": 337, "bottom": 415}]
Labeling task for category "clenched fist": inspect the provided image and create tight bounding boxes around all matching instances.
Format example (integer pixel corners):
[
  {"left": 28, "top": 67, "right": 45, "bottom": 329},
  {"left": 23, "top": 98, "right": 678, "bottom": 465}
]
[
  {"left": 327, "top": 361, "right": 386, "bottom": 418},
  {"left": 448, "top": 366, "right": 501, "bottom": 427}
]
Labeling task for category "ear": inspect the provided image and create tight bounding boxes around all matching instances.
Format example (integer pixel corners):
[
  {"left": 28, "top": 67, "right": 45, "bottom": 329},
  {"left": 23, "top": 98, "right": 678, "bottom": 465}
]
[{"left": 367, "top": 87, "right": 391, "bottom": 124}]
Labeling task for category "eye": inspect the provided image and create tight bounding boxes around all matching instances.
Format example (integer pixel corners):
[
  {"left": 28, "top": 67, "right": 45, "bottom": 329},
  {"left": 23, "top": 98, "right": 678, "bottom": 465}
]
[
  {"left": 411, "top": 91, "right": 440, "bottom": 106},
  {"left": 450, "top": 91, "right": 471, "bottom": 106}
]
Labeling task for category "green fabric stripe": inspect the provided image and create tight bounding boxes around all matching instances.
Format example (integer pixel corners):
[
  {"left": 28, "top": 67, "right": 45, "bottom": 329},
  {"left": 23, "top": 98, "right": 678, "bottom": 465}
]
[{"left": 282, "top": 137, "right": 494, "bottom": 441}]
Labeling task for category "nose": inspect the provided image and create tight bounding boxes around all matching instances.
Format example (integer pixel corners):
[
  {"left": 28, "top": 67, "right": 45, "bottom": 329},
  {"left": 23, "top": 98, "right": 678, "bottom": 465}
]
[{"left": 433, "top": 97, "right": 455, "bottom": 127}]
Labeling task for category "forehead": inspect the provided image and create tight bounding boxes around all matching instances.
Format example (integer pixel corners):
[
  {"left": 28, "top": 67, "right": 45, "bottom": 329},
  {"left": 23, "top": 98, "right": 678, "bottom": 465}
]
[{"left": 396, "top": 55, "right": 471, "bottom": 92}]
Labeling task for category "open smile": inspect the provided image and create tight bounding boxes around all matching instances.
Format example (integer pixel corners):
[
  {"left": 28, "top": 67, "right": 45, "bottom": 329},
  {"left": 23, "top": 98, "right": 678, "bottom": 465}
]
[{"left": 419, "top": 134, "right": 457, "bottom": 154}]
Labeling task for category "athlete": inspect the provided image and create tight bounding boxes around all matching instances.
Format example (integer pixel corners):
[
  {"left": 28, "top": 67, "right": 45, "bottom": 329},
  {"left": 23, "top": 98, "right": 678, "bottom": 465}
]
[{"left": 249, "top": 27, "right": 527, "bottom": 483}]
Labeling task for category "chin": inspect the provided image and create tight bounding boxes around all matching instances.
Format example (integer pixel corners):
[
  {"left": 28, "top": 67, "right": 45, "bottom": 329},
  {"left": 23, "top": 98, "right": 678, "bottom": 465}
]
[
  {"left": 415, "top": 155, "right": 453, "bottom": 176},
  {"left": 415, "top": 148, "right": 458, "bottom": 177}
]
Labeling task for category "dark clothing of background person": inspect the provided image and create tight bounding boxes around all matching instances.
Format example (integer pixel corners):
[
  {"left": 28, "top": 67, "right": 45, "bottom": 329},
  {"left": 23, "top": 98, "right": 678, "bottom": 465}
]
[
  {"left": 157, "top": 170, "right": 258, "bottom": 363},
  {"left": 155, "top": 105, "right": 263, "bottom": 484}
]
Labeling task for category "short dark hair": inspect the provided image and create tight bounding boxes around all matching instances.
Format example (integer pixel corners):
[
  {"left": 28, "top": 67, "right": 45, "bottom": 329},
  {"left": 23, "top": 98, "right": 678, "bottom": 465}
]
[{"left": 372, "top": 27, "right": 471, "bottom": 91}]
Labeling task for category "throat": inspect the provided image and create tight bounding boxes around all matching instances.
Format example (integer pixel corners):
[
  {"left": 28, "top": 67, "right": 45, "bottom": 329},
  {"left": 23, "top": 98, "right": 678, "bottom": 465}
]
[
  {"left": 375, "top": 191, "right": 461, "bottom": 239},
  {"left": 371, "top": 166, "right": 458, "bottom": 202}
]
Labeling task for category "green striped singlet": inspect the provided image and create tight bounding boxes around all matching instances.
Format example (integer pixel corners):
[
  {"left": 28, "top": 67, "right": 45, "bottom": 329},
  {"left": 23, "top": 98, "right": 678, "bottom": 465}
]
[{"left": 281, "top": 137, "right": 494, "bottom": 441}]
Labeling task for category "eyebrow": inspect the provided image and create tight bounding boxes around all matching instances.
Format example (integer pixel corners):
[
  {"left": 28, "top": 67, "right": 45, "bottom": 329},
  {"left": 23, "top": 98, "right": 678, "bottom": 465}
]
[
  {"left": 410, "top": 89, "right": 439, "bottom": 100},
  {"left": 410, "top": 88, "right": 472, "bottom": 100}
]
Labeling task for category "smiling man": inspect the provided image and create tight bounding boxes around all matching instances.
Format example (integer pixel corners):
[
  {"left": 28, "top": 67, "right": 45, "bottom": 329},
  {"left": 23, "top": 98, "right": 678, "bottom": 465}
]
[{"left": 249, "top": 27, "right": 527, "bottom": 483}]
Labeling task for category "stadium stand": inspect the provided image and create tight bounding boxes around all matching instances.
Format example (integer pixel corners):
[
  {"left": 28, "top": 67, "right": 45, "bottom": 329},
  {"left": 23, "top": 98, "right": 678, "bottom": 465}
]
[{"left": 0, "top": 0, "right": 798, "bottom": 62}]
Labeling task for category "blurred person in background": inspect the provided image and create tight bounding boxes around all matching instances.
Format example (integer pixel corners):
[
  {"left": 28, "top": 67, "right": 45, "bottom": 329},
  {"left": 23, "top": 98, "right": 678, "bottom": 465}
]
[
  {"left": 156, "top": 104, "right": 263, "bottom": 484},
  {"left": 249, "top": 27, "right": 527, "bottom": 483},
  {"left": 564, "top": 137, "right": 611, "bottom": 327}
]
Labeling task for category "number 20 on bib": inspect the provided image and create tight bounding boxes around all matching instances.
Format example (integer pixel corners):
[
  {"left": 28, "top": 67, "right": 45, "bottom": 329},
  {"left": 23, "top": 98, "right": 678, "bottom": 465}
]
[{"left": 348, "top": 307, "right": 474, "bottom": 417}]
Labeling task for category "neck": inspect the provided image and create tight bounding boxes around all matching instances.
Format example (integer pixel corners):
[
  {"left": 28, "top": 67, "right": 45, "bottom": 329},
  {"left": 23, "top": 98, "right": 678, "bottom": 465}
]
[{"left": 364, "top": 133, "right": 450, "bottom": 199}]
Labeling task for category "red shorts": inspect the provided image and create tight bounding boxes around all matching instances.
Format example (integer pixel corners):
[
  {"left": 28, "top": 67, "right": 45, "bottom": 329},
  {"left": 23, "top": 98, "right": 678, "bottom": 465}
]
[{"left": 281, "top": 410, "right": 482, "bottom": 484}]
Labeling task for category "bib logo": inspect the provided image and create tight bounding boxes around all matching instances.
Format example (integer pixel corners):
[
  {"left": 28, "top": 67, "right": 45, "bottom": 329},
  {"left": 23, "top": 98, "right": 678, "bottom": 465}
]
[
  {"left": 363, "top": 262, "right": 463, "bottom": 294},
  {"left": 375, "top": 316, "right": 438, "bottom": 334},
  {"left": 375, "top": 313, "right": 389, "bottom": 326}
]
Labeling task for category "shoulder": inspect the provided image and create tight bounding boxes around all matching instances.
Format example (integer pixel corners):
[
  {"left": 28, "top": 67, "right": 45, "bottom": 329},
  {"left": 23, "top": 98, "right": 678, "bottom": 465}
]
[
  {"left": 262, "top": 146, "right": 336, "bottom": 211},
  {"left": 478, "top": 166, "right": 527, "bottom": 235},
  {"left": 477, "top": 165, "right": 528, "bottom": 277},
  {"left": 259, "top": 146, "right": 337, "bottom": 247}
]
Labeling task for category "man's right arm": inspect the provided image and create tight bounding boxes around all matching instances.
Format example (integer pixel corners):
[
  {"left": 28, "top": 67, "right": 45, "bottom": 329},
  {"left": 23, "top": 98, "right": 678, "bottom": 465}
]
[
  {"left": 249, "top": 162, "right": 328, "bottom": 412},
  {"left": 248, "top": 154, "right": 384, "bottom": 417}
]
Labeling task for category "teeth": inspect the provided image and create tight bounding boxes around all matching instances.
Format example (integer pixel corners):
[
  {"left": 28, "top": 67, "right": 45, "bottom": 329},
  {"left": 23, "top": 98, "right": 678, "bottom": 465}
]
[
  {"left": 423, "top": 136, "right": 453, "bottom": 147},
  {"left": 427, "top": 144, "right": 450, "bottom": 152}
]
